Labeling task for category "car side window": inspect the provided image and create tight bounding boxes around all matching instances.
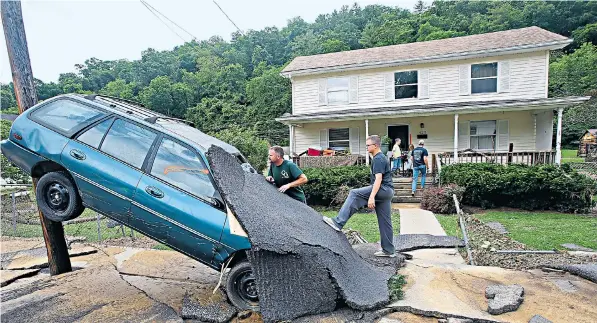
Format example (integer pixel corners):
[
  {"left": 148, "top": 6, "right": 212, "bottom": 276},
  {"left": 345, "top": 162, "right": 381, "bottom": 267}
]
[
  {"left": 77, "top": 118, "right": 113, "bottom": 149},
  {"left": 30, "top": 99, "right": 106, "bottom": 134},
  {"left": 150, "top": 137, "right": 216, "bottom": 198},
  {"left": 100, "top": 119, "right": 156, "bottom": 169}
]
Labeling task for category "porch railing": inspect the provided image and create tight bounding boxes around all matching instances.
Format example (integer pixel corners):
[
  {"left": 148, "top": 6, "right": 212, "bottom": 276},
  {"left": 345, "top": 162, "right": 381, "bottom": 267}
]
[
  {"left": 439, "top": 150, "right": 556, "bottom": 166},
  {"left": 291, "top": 155, "right": 367, "bottom": 168}
]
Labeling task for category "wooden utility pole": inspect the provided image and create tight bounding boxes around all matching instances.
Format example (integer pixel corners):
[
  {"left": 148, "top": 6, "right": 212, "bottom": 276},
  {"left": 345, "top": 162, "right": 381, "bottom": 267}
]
[{"left": 2, "top": 0, "right": 72, "bottom": 275}]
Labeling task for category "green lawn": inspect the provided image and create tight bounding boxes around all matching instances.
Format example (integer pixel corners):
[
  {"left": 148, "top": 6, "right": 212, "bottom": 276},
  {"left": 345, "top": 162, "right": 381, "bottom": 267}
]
[
  {"left": 320, "top": 211, "right": 400, "bottom": 243},
  {"left": 562, "top": 149, "right": 584, "bottom": 163},
  {"left": 437, "top": 211, "right": 597, "bottom": 251},
  {"left": 435, "top": 215, "right": 462, "bottom": 238}
]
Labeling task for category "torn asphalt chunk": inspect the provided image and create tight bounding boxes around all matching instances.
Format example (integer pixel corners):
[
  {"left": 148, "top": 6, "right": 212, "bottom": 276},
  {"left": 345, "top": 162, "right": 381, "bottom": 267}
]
[
  {"left": 393, "top": 234, "right": 464, "bottom": 252},
  {"left": 206, "top": 146, "right": 395, "bottom": 321},
  {"left": 485, "top": 284, "right": 524, "bottom": 315}
]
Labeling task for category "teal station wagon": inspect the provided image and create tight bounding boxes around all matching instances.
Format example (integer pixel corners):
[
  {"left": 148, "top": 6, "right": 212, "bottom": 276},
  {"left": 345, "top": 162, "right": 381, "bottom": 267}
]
[{"left": 1, "top": 94, "right": 258, "bottom": 310}]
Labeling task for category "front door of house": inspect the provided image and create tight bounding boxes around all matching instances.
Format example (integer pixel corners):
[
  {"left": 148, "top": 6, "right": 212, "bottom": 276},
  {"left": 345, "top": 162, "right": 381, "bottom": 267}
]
[{"left": 388, "top": 125, "right": 409, "bottom": 151}]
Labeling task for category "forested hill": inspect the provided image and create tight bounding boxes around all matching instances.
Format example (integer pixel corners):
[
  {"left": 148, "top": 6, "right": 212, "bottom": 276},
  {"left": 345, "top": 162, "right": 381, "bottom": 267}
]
[{"left": 2, "top": 0, "right": 597, "bottom": 148}]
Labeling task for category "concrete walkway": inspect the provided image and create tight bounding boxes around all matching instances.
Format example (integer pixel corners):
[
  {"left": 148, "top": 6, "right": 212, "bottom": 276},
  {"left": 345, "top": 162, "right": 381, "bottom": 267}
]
[{"left": 398, "top": 207, "right": 465, "bottom": 265}]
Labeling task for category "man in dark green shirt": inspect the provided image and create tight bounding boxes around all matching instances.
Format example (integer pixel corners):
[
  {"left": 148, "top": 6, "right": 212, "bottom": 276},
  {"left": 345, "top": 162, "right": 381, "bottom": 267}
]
[{"left": 266, "top": 146, "right": 308, "bottom": 203}]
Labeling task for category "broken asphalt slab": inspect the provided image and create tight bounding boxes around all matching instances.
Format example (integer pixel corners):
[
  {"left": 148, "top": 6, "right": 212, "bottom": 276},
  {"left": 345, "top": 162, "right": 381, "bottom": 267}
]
[
  {"left": 389, "top": 262, "right": 597, "bottom": 322},
  {"left": 486, "top": 222, "right": 509, "bottom": 234},
  {"left": 528, "top": 314, "right": 553, "bottom": 323},
  {"left": 542, "top": 262, "right": 597, "bottom": 284},
  {"left": 393, "top": 234, "right": 464, "bottom": 252},
  {"left": 485, "top": 284, "right": 524, "bottom": 315},
  {"left": 180, "top": 292, "right": 237, "bottom": 322},
  {"left": 207, "top": 146, "right": 395, "bottom": 321},
  {"left": 2, "top": 245, "right": 97, "bottom": 270},
  {"left": 0, "top": 269, "right": 40, "bottom": 287},
  {"left": 560, "top": 243, "right": 594, "bottom": 252}
]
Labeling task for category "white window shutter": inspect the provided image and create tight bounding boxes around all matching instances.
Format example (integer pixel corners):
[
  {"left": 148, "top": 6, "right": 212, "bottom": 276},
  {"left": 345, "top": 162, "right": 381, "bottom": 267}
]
[
  {"left": 459, "top": 65, "right": 471, "bottom": 96},
  {"left": 384, "top": 73, "right": 395, "bottom": 101},
  {"left": 498, "top": 61, "right": 510, "bottom": 93},
  {"left": 497, "top": 120, "right": 509, "bottom": 151},
  {"left": 418, "top": 69, "right": 429, "bottom": 99},
  {"left": 458, "top": 121, "right": 470, "bottom": 150},
  {"left": 318, "top": 79, "right": 327, "bottom": 106},
  {"left": 349, "top": 128, "right": 360, "bottom": 154},
  {"left": 319, "top": 129, "right": 329, "bottom": 149},
  {"left": 349, "top": 76, "right": 358, "bottom": 104}
]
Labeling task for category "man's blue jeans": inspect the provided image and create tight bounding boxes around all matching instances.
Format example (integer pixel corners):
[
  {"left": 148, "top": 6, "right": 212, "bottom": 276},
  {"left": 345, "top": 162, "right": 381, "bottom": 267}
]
[
  {"left": 332, "top": 185, "right": 395, "bottom": 254},
  {"left": 412, "top": 165, "right": 426, "bottom": 192},
  {"left": 392, "top": 158, "right": 402, "bottom": 172}
]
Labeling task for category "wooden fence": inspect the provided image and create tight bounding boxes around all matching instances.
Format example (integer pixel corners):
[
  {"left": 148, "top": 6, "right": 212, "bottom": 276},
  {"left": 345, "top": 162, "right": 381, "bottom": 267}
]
[{"left": 439, "top": 150, "right": 556, "bottom": 166}]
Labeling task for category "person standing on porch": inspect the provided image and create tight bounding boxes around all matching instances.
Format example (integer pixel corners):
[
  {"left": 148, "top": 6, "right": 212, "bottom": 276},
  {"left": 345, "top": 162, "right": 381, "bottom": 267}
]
[
  {"left": 322, "top": 135, "right": 395, "bottom": 257},
  {"left": 391, "top": 138, "right": 402, "bottom": 175},
  {"left": 411, "top": 140, "right": 429, "bottom": 197}
]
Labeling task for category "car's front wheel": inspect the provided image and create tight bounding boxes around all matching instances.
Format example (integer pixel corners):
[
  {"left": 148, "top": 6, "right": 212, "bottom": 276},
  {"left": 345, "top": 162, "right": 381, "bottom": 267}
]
[
  {"left": 36, "top": 171, "right": 84, "bottom": 222},
  {"left": 226, "top": 260, "right": 259, "bottom": 311}
]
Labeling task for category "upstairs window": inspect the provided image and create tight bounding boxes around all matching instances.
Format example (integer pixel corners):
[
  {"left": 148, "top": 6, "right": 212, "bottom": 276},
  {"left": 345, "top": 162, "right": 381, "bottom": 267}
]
[
  {"left": 471, "top": 63, "right": 497, "bottom": 94},
  {"left": 394, "top": 71, "right": 418, "bottom": 99},
  {"left": 326, "top": 77, "right": 349, "bottom": 105}
]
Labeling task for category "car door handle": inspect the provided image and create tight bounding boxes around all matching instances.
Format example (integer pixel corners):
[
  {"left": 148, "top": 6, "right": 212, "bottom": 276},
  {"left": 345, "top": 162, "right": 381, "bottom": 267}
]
[
  {"left": 70, "top": 149, "right": 86, "bottom": 160},
  {"left": 145, "top": 186, "right": 164, "bottom": 198}
]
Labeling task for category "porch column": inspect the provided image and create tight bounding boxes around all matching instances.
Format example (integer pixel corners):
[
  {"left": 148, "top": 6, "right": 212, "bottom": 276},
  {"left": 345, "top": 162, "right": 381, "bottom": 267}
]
[
  {"left": 454, "top": 114, "right": 459, "bottom": 163},
  {"left": 365, "top": 119, "right": 369, "bottom": 166},
  {"left": 289, "top": 124, "right": 294, "bottom": 156},
  {"left": 555, "top": 107, "right": 563, "bottom": 165}
]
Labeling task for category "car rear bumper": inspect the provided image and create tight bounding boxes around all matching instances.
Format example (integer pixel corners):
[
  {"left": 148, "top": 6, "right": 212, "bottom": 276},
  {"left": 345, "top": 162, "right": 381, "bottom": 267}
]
[{"left": 1, "top": 139, "right": 46, "bottom": 175}]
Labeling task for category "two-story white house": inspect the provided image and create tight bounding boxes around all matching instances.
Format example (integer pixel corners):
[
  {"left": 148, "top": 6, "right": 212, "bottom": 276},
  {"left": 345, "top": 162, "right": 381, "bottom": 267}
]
[{"left": 277, "top": 26, "right": 590, "bottom": 169}]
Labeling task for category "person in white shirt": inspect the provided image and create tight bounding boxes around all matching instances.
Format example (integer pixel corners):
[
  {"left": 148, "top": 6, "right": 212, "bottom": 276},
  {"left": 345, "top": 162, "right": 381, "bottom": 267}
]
[{"left": 391, "top": 138, "right": 402, "bottom": 175}]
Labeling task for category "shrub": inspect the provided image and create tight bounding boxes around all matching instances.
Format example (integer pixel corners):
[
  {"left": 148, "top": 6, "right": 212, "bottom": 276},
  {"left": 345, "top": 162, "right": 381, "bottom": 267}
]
[
  {"left": 421, "top": 184, "right": 465, "bottom": 214},
  {"left": 303, "top": 166, "right": 370, "bottom": 206},
  {"left": 440, "top": 163, "right": 597, "bottom": 213}
]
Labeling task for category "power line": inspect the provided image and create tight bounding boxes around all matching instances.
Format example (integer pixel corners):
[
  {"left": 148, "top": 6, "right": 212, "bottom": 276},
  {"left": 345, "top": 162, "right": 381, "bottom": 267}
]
[
  {"left": 140, "top": 0, "right": 187, "bottom": 42},
  {"left": 212, "top": 0, "right": 245, "bottom": 36},
  {"left": 141, "top": 0, "right": 199, "bottom": 41}
]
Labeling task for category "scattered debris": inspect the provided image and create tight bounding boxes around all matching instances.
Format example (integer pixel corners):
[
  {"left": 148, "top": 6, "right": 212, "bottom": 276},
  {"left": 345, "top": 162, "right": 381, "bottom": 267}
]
[
  {"left": 438, "top": 318, "right": 473, "bottom": 323},
  {"left": 180, "top": 293, "right": 237, "bottom": 323},
  {"left": 393, "top": 234, "right": 464, "bottom": 252},
  {"left": 542, "top": 263, "right": 597, "bottom": 283},
  {"left": 485, "top": 284, "right": 524, "bottom": 315},
  {"left": 494, "top": 250, "right": 557, "bottom": 254},
  {"left": 207, "top": 146, "right": 395, "bottom": 321},
  {"left": 0, "top": 269, "right": 40, "bottom": 287},
  {"left": 460, "top": 215, "right": 597, "bottom": 270},
  {"left": 343, "top": 229, "right": 368, "bottom": 245},
  {"left": 528, "top": 314, "right": 553, "bottom": 323},
  {"left": 486, "top": 222, "right": 509, "bottom": 234},
  {"left": 561, "top": 243, "right": 594, "bottom": 252}
]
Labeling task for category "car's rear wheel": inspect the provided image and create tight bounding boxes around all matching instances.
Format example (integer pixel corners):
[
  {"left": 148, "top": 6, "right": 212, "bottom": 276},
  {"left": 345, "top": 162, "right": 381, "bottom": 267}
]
[
  {"left": 36, "top": 171, "right": 84, "bottom": 222},
  {"left": 226, "top": 261, "right": 259, "bottom": 311}
]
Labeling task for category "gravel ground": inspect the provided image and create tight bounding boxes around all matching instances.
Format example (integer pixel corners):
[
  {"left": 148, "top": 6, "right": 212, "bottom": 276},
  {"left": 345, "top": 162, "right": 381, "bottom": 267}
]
[{"left": 461, "top": 215, "right": 597, "bottom": 270}]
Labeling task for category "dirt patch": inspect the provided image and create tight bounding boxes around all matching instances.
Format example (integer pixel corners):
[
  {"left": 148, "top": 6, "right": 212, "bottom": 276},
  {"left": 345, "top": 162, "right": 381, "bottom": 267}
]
[{"left": 461, "top": 215, "right": 597, "bottom": 270}]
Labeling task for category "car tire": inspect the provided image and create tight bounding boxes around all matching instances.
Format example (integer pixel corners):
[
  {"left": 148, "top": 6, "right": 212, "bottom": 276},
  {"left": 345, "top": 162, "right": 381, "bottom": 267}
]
[
  {"left": 226, "top": 260, "right": 259, "bottom": 311},
  {"left": 36, "top": 171, "right": 84, "bottom": 222}
]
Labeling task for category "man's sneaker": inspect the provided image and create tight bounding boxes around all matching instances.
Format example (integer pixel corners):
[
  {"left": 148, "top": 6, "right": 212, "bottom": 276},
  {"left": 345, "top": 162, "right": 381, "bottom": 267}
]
[
  {"left": 322, "top": 216, "right": 341, "bottom": 232},
  {"left": 374, "top": 250, "right": 396, "bottom": 258},
  {"left": 411, "top": 191, "right": 415, "bottom": 197}
]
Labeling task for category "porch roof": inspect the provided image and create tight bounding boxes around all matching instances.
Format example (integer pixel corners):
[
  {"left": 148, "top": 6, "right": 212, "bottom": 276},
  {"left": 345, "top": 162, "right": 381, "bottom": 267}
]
[{"left": 276, "top": 96, "right": 590, "bottom": 124}]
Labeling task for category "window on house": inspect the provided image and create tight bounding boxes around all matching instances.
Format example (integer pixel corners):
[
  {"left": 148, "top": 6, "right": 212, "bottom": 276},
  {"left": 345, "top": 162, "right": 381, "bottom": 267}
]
[
  {"left": 327, "top": 77, "right": 349, "bottom": 105},
  {"left": 471, "top": 63, "right": 497, "bottom": 94},
  {"left": 328, "top": 128, "right": 350, "bottom": 150},
  {"left": 470, "top": 120, "right": 496, "bottom": 150},
  {"left": 394, "top": 71, "right": 418, "bottom": 99}
]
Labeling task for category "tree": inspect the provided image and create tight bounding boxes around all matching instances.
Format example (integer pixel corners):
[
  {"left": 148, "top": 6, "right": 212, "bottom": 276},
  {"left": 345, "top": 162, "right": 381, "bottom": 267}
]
[
  {"left": 211, "top": 126, "right": 270, "bottom": 172},
  {"left": 550, "top": 43, "right": 597, "bottom": 97},
  {"left": 1, "top": 83, "right": 17, "bottom": 112},
  {"left": 100, "top": 79, "right": 136, "bottom": 100},
  {"left": 186, "top": 97, "right": 247, "bottom": 134},
  {"left": 572, "top": 23, "right": 597, "bottom": 48},
  {"left": 139, "top": 76, "right": 174, "bottom": 116}
]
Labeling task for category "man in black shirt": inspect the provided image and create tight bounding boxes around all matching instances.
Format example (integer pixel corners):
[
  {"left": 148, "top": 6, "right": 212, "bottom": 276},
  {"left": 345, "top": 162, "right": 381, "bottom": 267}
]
[{"left": 323, "top": 135, "right": 395, "bottom": 257}]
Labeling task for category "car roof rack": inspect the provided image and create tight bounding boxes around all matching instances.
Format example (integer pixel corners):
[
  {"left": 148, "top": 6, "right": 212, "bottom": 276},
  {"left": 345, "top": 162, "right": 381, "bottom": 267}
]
[{"left": 144, "top": 116, "right": 195, "bottom": 127}]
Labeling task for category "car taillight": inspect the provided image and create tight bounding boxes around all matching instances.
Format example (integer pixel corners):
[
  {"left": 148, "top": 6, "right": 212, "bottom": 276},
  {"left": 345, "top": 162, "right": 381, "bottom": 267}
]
[{"left": 13, "top": 133, "right": 22, "bottom": 140}]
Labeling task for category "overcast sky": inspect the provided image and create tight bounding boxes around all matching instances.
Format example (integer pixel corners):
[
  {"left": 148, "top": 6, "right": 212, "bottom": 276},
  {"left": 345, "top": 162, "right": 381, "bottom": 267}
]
[{"left": 0, "top": 0, "right": 419, "bottom": 83}]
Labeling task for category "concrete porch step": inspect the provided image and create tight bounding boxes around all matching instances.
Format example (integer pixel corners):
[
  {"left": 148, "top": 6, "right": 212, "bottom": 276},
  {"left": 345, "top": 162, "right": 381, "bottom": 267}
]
[{"left": 393, "top": 196, "right": 422, "bottom": 203}]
